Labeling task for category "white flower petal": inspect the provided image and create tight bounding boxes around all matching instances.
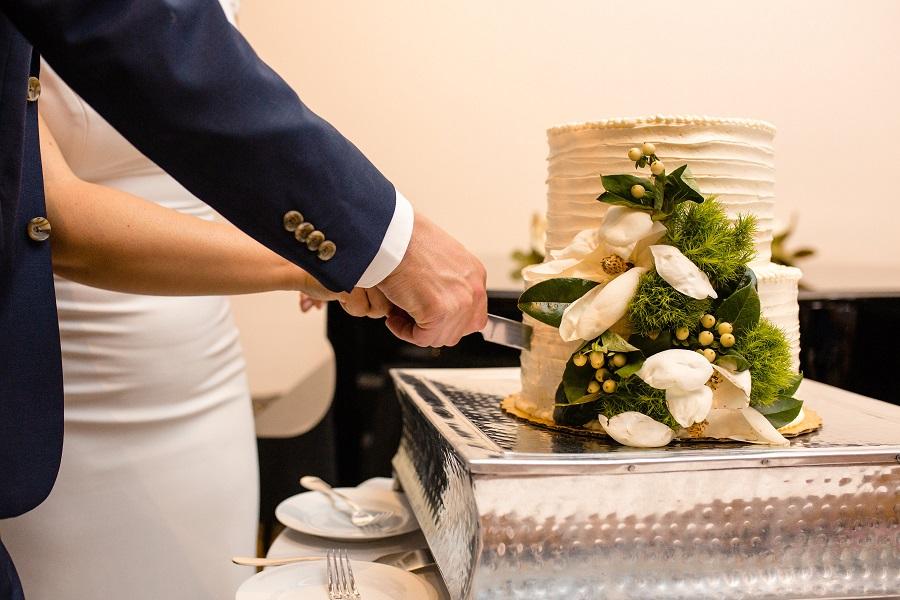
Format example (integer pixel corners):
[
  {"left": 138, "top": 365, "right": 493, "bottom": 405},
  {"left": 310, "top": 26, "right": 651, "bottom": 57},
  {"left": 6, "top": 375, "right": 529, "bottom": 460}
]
[
  {"left": 549, "top": 227, "right": 601, "bottom": 260},
  {"left": 558, "top": 267, "right": 646, "bottom": 341},
  {"left": 649, "top": 245, "right": 718, "bottom": 300},
  {"left": 711, "top": 364, "right": 752, "bottom": 409},
  {"left": 741, "top": 406, "right": 790, "bottom": 446},
  {"left": 666, "top": 385, "right": 713, "bottom": 428},
  {"left": 598, "top": 412, "right": 675, "bottom": 448},
  {"left": 598, "top": 207, "right": 656, "bottom": 259},
  {"left": 703, "top": 407, "right": 790, "bottom": 446},
  {"left": 637, "top": 349, "right": 713, "bottom": 390}
]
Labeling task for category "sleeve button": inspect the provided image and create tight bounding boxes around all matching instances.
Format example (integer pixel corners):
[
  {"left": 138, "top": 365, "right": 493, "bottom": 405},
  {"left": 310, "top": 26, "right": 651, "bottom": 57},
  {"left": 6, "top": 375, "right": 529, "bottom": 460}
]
[
  {"left": 306, "top": 231, "right": 325, "bottom": 251},
  {"left": 27, "top": 216, "right": 51, "bottom": 241},
  {"left": 26, "top": 77, "right": 41, "bottom": 102},
  {"left": 283, "top": 210, "right": 304, "bottom": 232},
  {"left": 294, "top": 222, "right": 314, "bottom": 242},
  {"left": 317, "top": 241, "right": 336, "bottom": 261}
]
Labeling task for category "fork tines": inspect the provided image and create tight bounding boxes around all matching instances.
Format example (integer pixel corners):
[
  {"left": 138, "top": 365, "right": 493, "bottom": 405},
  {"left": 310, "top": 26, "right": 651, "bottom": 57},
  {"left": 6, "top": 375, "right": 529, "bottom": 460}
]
[{"left": 326, "top": 548, "right": 361, "bottom": 599}]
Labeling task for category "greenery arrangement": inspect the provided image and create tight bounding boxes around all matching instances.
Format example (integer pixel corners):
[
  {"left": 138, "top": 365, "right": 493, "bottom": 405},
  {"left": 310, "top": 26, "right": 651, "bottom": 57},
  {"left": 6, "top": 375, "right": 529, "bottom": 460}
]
[{"left": 517, "top": 143, "right": 803, "bottom": 439}]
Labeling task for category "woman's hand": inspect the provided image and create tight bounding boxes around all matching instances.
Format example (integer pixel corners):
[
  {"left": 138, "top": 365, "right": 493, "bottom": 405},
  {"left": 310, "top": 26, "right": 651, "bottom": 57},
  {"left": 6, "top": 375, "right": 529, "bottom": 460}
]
[{"left": 299, "top": 286, "right": 394, "bottom": 318}]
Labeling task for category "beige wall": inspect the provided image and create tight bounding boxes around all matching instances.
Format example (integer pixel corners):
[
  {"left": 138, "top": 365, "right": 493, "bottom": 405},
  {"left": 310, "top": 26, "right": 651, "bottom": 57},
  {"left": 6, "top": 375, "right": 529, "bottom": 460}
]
[{"left": 232, "top": 0, "right": 900, "bottom": 395}]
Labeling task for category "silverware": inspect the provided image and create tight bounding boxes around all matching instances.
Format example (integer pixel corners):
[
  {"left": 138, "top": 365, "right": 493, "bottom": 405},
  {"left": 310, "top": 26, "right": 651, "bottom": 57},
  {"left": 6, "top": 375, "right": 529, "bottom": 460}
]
[
  {"left": 231, "top": 554, "right": 323, "bottom": 567},
  {"left": 479, "top": 314, "right": 532, "bottom": 350},
  {"left": 372, "top": 548, "right": 436, "bottom": 573},
  {"left": 327, "top": 548, "right": 361, "bottom": 600},
  {"left": 300, "top": 476, "right": 394, "bottom": 529}
]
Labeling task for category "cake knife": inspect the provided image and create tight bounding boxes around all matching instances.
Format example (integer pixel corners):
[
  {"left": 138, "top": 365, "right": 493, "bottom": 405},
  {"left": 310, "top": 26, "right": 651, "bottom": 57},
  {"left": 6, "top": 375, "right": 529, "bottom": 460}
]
[{"left": 480, "top": 314, "right": 532, "bottom": 350}]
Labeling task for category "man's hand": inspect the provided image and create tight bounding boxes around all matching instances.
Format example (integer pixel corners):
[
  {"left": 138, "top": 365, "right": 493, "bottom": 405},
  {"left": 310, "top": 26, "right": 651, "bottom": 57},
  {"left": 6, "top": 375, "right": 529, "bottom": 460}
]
[
  {"left": 299, "top": 287, "right": 392, "bottom": 317},
  {"left": 376, "top": 213, "right": 487, "bottom": 347}
]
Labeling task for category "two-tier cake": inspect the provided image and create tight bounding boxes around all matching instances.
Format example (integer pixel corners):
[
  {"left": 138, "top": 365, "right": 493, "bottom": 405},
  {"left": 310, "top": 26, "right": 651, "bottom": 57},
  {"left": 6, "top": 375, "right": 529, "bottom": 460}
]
[{"left": 504, "top": 115, "right": 821, "bottom": 447}]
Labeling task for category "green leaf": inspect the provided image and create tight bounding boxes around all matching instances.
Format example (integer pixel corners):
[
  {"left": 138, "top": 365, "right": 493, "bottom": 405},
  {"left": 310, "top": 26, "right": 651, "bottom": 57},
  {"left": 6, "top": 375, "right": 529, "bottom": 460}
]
[
  {"left": 716, "top": 267, "right": 758, "bottom": 302},
  {"left": 664, "top": 165, "right": 705, "bottom": 204},
  {"left": 615, "top": 357, "right": 645, "bottom": 379},
  {"left": 600, "top": 330, "right": 640, "bottom": 353},
  {"left": 597, "top": 191, "right": 652, "bottom": 211},
  {"left": 715, "top": 282, "right": 761, "bottom": 335},
  {"left": 552, "top": 383, "right": 602, "bottom": 426},
  {"left": 518, "top": 278, "right": 599, "bottom": 327},
  {"left": 780, "top": 372, "right": 804, "bottom": 398},
  {"left": 755, "top": 396, "right": 803, "bottom": 429},
  {"left": 629, "top": 330, "right": 674, "bottom": 357},
  {"left": 716, "top": 350, "right": 750, "bottom": 372},
  {"left": 556, "top": 392, "right": 602, "bottom": 407},
  {"left": 561, "top": 351, "right": 597, "bottom": 403},
  {"left": 599, "top": 174, "right": 656, "bottom": 208}
]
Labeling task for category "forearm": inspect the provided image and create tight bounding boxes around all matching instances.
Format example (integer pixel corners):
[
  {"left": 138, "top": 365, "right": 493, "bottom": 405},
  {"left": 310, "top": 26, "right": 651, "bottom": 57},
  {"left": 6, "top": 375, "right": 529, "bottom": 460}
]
[{"left": 46, "top": 178, "right": 312, "bottom": 296}]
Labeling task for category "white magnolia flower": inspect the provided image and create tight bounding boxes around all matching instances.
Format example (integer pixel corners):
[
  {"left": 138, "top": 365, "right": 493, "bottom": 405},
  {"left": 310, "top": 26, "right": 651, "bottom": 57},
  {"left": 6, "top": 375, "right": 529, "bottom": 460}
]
[
  {"left": 558, "top": 266, "right": 646, "bottom": 342},
  {"left": 637, "top": 349, "right": 714, "bottom": 428},
  {"left": 649, "top": 245, "right": 718, "bottom": 300},
  {"left": 597, "top": 412, "right": 674, "bottom": 448},
  {"left": 703, "top": 406, "right": 790, "bottom": 446}
]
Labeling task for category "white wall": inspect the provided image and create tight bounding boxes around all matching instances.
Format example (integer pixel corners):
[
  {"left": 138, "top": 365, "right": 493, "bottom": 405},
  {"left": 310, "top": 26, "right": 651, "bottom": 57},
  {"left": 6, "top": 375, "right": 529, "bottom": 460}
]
[{"left": 232, "top": 0, "right": 900, "bottom": 395}]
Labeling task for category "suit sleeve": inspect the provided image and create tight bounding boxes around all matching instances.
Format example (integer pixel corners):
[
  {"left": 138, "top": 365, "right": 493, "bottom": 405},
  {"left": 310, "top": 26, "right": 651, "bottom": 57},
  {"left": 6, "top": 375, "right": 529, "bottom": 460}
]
[{"left": 3, "top": 0, "right": 396, "bottom": 291}]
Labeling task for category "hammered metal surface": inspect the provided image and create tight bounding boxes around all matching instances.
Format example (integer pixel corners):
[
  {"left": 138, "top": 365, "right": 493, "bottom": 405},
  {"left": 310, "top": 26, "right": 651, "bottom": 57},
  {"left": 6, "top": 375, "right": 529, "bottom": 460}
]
[{"left": 392, "top": 368, "right": 900, "bottom": 600}]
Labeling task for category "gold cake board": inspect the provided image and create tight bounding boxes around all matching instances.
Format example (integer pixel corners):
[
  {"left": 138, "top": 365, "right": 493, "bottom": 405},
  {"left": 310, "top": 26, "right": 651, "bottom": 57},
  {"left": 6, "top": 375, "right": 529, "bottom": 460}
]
[{"left": 501, "top": 394, "right": 823, "bottom": 442}]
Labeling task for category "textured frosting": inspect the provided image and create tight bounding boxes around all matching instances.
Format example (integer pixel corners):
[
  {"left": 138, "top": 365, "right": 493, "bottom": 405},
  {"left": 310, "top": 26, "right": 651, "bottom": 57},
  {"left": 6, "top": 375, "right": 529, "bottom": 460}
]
[
  {"left": 519, "top": 116, "right": 802, "bottom": 421},
  {"left": 546, "top": 114, "right": 776, "bottom": 264}
]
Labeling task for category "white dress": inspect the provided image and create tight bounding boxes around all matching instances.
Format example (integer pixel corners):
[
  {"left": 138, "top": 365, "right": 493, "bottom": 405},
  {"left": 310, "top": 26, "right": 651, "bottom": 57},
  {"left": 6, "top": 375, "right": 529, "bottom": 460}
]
[{"left": 0, "top": 3, "right": 259, "bottom": 598}]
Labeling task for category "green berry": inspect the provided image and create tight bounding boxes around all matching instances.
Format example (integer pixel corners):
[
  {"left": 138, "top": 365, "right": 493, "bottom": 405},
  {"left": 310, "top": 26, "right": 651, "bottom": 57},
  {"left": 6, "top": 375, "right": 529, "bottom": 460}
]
[
  {"left": 720, "top": 333, "right": 736, "bottom": 348},
  {"left": 650, "top": 161, "right": 665, "bottom": 176},
  {"left": 700, "top": 314, "right": 716, "bottom": 329},
  {"left": 698, "top": 330, "right": 714, "bottom": 346},
  {"left": 631, "top": 184, "right": 645, "bottom": 199},
  {"left": 641, "top": 142, "right": 656, "bottom": 156},
  {"left": 703, "top": 348, "right": 717, "bottom": 363},
  {"left": 627, "top": 147, "right": 643, "bottom": 161},
  {"left": 717, "top": 322, "right": 733, "bottom": 335},
  {"left": 602, "top": 379, "right": 617, "bottom": 393},
  {"left": 611, "top": 353, "right": 627, "bottom": 368},
  {"left": 675, "top": 326, "right": 690, "bottom": 341},
  {"left": 573, "top": 353, "right": 588, "bottom": 367},
  {"left": 595, "top": 368, "right": 610, "bottom": 382},
  {"left": 587, "top": 380, "right": 601, "bottom": 394},
  {"left": 589, "top": 351, "right": 605, "bottom": 369}
]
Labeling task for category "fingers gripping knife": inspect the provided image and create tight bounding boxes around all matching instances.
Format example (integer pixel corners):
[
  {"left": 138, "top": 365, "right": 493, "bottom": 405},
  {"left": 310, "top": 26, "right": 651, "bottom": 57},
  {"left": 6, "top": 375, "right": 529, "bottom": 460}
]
[{"left": 479, "top": 314, "right": 532, "bottom": 351}]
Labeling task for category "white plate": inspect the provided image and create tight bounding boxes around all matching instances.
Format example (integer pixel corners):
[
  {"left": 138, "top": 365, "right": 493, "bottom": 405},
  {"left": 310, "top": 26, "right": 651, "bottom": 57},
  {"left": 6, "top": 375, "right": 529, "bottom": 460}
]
[
  {"left": 236, "top": 560, "right": 431, "bottom": 600},
  {"left": 275, "top": 487, "right": 419, "bottom": 541}
]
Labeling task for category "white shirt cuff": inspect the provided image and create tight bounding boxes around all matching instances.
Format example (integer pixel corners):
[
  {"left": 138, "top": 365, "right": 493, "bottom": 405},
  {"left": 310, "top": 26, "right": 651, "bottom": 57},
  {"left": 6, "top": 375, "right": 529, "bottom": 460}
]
[{"left": 355, "top": 190, "right": 414, "bottom": 288}]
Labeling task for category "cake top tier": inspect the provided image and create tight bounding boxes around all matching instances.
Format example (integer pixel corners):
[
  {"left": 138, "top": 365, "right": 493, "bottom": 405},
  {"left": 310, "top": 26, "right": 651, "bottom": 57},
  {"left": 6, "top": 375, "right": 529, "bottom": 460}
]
[{"left": 548, "top": 115, "right": 776, "bottom": 137}]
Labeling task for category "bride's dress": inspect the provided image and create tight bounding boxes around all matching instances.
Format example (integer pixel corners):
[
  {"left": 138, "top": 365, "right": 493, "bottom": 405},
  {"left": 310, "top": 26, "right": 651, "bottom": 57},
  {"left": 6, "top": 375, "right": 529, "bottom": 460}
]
[{"left": 0, "top": 4, "right": 258, "bottom": 598}]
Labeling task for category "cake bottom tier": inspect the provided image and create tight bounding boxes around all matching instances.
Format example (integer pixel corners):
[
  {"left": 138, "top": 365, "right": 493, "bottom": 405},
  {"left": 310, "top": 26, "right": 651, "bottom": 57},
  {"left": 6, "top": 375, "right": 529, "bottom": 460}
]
[{"left": 518, "top": 262, "right": 802, "bottom": 419}]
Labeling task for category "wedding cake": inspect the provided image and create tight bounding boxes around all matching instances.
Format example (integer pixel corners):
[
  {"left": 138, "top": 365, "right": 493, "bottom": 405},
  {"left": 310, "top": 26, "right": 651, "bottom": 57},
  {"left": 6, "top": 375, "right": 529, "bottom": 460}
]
[{"left": 506, "top": 115, "right": 819, "bottom": 447}]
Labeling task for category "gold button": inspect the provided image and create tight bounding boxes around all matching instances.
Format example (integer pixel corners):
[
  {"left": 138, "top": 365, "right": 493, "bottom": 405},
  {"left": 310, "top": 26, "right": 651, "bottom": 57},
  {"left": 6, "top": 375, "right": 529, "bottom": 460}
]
[
  {"left": 306, "top": 230, "right": 325, "bottom": 251},
  {"left": 27, "top": 216, "right": 51, "bottom": 242},
  {"left": 283, "top": 210, "right": 304, "bottom": 232},
  {"left": 317, "top": 240, "right": 336, "bottom": 261},
  {"left": 294, "top": 222, "right": 314, "bottom": 242},
  {"left": 26, "top": 77, "right": 41, "bottom": 102}
]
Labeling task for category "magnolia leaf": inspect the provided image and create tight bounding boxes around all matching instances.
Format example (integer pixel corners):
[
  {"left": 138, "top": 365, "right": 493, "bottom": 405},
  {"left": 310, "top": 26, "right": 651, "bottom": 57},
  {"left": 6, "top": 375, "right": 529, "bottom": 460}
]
[
  {"left": 556, "top": 392, "right": 602, "bottom": 407},
  {"left": 552, "top": 383, "right": 603, "bottom": 426},
  {"left": 716, "top": 350, "right": 750, "bottom": 372},
  {"left": 664, "top": 165, "right": 705, "bottom": 204},
  {"left": 629, "top": 330, "right": 673, "bottom": 357},
  {"left": 715, "top": 282, "right": 761, "bottom": 334},
  {"left": 780, "top": 372, "right": 804, "bottom": 398},
  {"left": 615, "top": 357, "right": 645, "bottom": 379},
  {"left": 599, "top": 174, "right": 656, "bottom": 208},
  {"left": 597, "top": 191, "right": 653, "bottom": 212},
  {"left": 518, "top": 278, "right": 599, "bottom": 327},
  {"left": 561, "top": 351, "right": 597, "bottom": 403},
  {"left": 754, "top": 396, "right": 803, "bottom": 429},
  {"left": 716, "top": 267, "right": 758, "bottom": 303},
  {"left": 600, "top": 330, "right": 640, "bottom": 353}
]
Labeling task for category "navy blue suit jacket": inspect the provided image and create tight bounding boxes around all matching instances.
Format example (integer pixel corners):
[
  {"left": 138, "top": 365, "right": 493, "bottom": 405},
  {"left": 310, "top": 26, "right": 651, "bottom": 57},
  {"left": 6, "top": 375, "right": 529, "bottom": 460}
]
[{"left": 0, "top": 1, "right": 396, "bottom": 596}]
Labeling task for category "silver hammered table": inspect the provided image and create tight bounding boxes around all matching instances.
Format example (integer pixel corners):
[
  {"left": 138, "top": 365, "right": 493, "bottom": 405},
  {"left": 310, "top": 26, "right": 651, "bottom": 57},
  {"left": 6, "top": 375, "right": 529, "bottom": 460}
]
[{"left": 390, "top": 367, "right": 900, "bottom": 600}]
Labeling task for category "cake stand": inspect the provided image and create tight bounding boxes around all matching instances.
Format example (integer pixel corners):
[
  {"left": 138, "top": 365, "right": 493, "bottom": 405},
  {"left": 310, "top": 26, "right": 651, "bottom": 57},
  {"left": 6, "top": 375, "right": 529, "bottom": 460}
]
[{"left": 391, "top": 367, "right": 900, "bottom": 600}]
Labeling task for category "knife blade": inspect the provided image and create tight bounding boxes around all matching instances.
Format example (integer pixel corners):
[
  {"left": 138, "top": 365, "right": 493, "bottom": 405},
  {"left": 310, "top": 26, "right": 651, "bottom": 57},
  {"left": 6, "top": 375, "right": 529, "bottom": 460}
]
[{"left": 479, "top": 314, "right": 532, "bottom": 350}]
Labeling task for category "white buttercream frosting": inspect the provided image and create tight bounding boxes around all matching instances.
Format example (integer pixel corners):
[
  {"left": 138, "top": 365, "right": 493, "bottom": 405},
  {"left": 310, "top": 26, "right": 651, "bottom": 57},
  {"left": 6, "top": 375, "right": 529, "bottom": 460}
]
[{"left": 520, "top": 115, "right": 802, "bottom": 423}]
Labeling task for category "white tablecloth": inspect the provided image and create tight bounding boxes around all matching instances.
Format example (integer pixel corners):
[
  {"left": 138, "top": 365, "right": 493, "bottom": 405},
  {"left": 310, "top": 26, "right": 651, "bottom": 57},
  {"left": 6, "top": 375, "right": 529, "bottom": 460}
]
[{"left": 266, "top": 478, "right": 449, "bottom": 599}]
